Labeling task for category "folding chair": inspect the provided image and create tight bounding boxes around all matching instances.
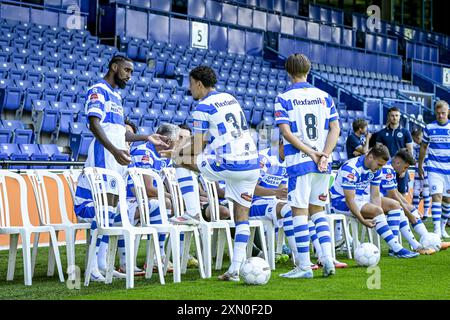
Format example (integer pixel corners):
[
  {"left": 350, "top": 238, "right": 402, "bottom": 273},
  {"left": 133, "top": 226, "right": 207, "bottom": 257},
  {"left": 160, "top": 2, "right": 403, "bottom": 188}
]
[
  {"left": 26, "top": 170, "right": 91, "bottom": 278},
  {"left": 129, "top": 167, "right": 205, "bottom": 283},
  {"left": 161, "top": 168, "right": 205, "bottom": 278},
  {"left": 83, "top": 168, "right": 165, "bottom": 289},
  {"left": 0, "top": 170, "right": 64, "bottom": 286}
]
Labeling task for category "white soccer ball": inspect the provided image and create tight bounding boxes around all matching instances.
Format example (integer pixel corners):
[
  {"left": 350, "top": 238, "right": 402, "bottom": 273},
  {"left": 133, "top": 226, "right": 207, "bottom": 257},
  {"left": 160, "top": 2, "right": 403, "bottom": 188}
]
[
  {"left": 420, "top": 232, "right": 441, "bottom": 252},
  {"left": 354, "top": 242, "right": 380, "bottom": 267},
  {"left": 239, "top": 257, "right": 271, "bottom": 285}
]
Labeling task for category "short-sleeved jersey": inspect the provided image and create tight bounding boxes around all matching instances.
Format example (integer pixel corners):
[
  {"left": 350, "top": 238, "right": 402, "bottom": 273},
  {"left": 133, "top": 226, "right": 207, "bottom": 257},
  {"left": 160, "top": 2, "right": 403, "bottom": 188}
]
[
  {"left": 126, "top": 142, "right": 172, "bottom": 199},
  {"left": 192, "top": 91, "right": 258, "bottom": 170},
  {"left": 422, "top": 120, "right": 450, "bottom": 175},
  {"left": 330, "top": 155, "right": 382, "bottom": 201},
  {"left": 253, "top": 148, "right": 288, "bottom": 202},
  {"left": 274, "top": 81, "right": 339, "bottom": 177},
  {"left": 379, "top": 161, "right": 397, "bottom": 196},
  {"left": 85, "top": 79, "right": 125, "bottom": 137}
]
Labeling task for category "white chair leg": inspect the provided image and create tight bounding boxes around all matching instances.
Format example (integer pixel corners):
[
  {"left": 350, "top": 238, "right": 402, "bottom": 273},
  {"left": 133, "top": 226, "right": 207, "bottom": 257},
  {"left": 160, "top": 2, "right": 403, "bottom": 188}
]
[
  {"left": 66, "top": 229, "right": 76, "bottom": 280},
  {"left": 181, "top": 232, "right": 192, "bottom": 274},
  {"left": 47, "top": 230, "right": 57, "bottom": 277},
  {"left": 215, "top": 229, "right": 225, "bottom": 271},
  {"left": 145, "top": 237, "right": 154, "bottom": 279},
  {"left": 134, "top": 234, "right": 141, "bottom": 264},
  {"left": 341, "top": 218, "right": 352, "bottom": 259},
  {"left": 328, "top": 218, "right": 336, "bottom": 260},
  {"left": 124, "top": 232, "right": 135, "bottom": 289},
  {"left": 225, "top": 226, "right": 234, "bottom": 262},
  {"left": 48, "top": 230, "right": 65, "bottom": 282},
  {"left": 257, "top": 225, "right": 269, "bottom": 263},
  {"left": 247, "top": 227, "right": 256, "bottom": 258},
  {"left": 151, "top": 232, "right": 165, "bottom": 285},
  {"left": 106, "top": 235, "right": 118, "bottom": 284},
  {"left": 276, "top": 230, "right": 285, "bottom": 254},
  {"left": 7, "top": 234, "right": 19, "bottom": 281},
  {"left": 211, "top": 229, "right": 218, "bottom": 259},
  {"left": 193, "top": 228, "right": 205, "bottom": 279},
  {"left": 84, "top": 229, "right": 98, "bottom": 287},
  {"left": 170, "top": 230, "right": 181, "bottom": 283},
  {"left": 265, "top": 224, "right": 275, "bottom": 270},
  {"left": 200, "top": 225, "right": 212, "bottom": 278},
  {"left": 20, "top": 230, "right": 32, "bottom": 286},
  {"left": 31, "top": 232, "right": 40, "bottom": 277},
  {"left": 84, "top": 229, "right": 91, "bottom": 271},
  {"left": 350, "top": 219, "right": 360, "bottom": 257}
]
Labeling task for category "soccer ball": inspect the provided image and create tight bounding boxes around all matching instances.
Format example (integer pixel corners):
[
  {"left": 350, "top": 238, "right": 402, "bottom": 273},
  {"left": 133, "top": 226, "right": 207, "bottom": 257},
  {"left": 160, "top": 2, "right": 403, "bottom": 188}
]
[
  {"left": 354, "top": 243, "right": 380, "bottom": 267},
  {"left": 420, "top": 232, "right": 441, "bottom": 252},
  {"left": 239, "top": 257, "right": 271, "bottom": 285}
]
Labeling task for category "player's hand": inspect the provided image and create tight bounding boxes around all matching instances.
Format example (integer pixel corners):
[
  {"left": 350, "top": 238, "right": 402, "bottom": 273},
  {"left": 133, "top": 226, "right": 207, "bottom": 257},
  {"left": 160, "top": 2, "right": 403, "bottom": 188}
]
[
  {"left": 309, "top": 150, "right": 328, "bottom": 166},
  {"left": 148, "top": 134, "right": 170, "bottom": 148},
  {"left": 361, "top": 218, "right": 375, "bottom": 228},
  {"left": 112, "top": 148, "right": 131, "bottom": 165},
  {"left": 275, "top": 186, "right": 288, "bottom": 200},
  {"left": 418, "top": 165, "right": 425, "bottom": 179},
  {"left": 318, "top": 155, "right": 329, "bottom": 172},
  {"left": 408, "top": 215, "right": 418, "bottom": 225}
]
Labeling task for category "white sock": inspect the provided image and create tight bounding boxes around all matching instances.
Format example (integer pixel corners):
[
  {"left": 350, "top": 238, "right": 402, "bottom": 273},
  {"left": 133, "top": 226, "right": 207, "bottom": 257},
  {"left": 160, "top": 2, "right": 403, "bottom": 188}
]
[
  {"left": 374, "top": 214, "right": 403, "bottom": 252},
  {"left": 280, "top": 205, "right": 297, "bottom": 254},
  {"left": 399, "top": 210, "right": 421, "bottom": 250},
  {"left": 308, "top": 220, "right": 322, "bottom": 259},
  {"left": 311, "top": 211, "right": 333, "bottom": 261},
  {"left": 175, "top": 167, "right": 201, "bottom": 216},
  {"left": 292, "top": 215, "right": 311, "bottom": 269},
  {"left": 410, "top": 208, "right": 429, "bottom": 238},
  {"left": 229, "top": 221, "right": 250, "bottom": 274}
]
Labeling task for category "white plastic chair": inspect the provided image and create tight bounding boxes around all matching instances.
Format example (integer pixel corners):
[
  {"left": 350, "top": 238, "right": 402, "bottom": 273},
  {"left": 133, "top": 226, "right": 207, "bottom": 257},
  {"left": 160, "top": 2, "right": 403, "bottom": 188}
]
[
  {"left": 26, "top": 170, "right": 91, "bottom": 278},
  {"left": 325, "top": 213, "right": 353, "bottom": 259},
  {"left": 198, "top": 174, "right": 234, "bottom": 277},
  {"left": 62, "top": 169, "right": 82, "bottom": 201},
  {"left": 348, "top": 215, "right": 381, "bottom": 256},
  {"left": 162, "top": 168, "right": 205, "bottom": 278},
  {"left": 0, "top": 170, "right": 64, "bottom": 286},
  {"left": 129, "top": 167, "right": 206, "bottom": 282},
  {"left": 83, "top": 167, "right": 165, "bottom": 289},
  {"left": 226, "top": 199, "right": 270, "bottom": 269}
]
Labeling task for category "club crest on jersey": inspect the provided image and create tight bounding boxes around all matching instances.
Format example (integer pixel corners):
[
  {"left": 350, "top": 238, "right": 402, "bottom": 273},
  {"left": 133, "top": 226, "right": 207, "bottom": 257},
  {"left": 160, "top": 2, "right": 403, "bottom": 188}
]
[
  {"left": 240, "top": 192, "right": 253, "bottom": 202},
  {"left": 397, "top": 132, "right": 403, "bottom": 138},
  {"left": 141, "top": 155, "right": 150, "bottom": 163},
  {"left": 318, "top": 193, "right": 328, "bottom": 201},
  {"left": 110, "top": 178, "right": 117, "bottom": 190},
  {"left": 274, "top": 111, "right": 283, "bottom": 118}
]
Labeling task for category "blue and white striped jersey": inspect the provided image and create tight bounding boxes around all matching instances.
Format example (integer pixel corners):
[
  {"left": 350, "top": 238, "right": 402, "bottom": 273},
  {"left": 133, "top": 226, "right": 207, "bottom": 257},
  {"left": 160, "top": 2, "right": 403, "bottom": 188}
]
[
  {"left": 330, "top": 156, "right": 382, "bottom": 201},
  {"left": 253, "top": 148, "right": 287, "bottom": 201},
  {"left": 274, "top": 82, "right": 339, "bottom": 177},
  {"left": 379, "top": 161, "right": 397, "bottom": 196},
  {"left": 73, "top": 175, "right": 95, "bottom": 220},
  {"left": 126, "top": 142, "right": 172, "bottom": 198},
  {"left": 85, "top": 79, "right": 125, "bottom": 134},
  {"left": 192, "top": 91, "right": 258, "bottom": 170},
  {"left": 422, "top": 121, "right": 450, "bottom": 175}
]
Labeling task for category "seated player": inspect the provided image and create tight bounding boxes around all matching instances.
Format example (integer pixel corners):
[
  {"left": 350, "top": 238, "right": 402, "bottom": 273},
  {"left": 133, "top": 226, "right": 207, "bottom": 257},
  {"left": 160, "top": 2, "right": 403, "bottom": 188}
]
[
  {"left": 380, "top": 149, "right": 450, "bottom": 251},
  {"left": 330, "top": 144, "right": 419, "bottom": 258}
]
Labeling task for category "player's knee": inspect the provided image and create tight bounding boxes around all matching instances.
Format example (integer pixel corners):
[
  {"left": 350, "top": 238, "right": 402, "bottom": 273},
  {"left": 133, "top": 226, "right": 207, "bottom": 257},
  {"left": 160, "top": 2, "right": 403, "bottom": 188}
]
[
  {"left": 220, "top": 206, "right": 230, "bottom": 220},
  {"left": 374, "top": 206, "right": 384, "bottom": 217}
]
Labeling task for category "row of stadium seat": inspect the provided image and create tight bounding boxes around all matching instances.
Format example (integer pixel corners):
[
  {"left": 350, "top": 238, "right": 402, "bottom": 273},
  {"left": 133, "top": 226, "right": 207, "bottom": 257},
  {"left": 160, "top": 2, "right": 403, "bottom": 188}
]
[
  {"left": 312, "top": 62, "right": 401, "bottom": 82},
  {"left": 0, "top": 143, "right": 69, "bottom": 168}
]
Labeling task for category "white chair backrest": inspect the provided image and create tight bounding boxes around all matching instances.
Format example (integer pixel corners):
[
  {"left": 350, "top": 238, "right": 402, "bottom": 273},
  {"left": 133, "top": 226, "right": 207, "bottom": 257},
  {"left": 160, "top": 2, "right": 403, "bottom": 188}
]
[
  {"left": 198, "top": 175, "right": 220, "bottom": 222},
  {"left": 27, "top": 170, "right": 72, "bottom": 225},
  {"left": 83, "top": 167, "right": 131, "bottom": 229},
  {"left": 0, "top": 170, "right": 32, "bottom": 228},
  {"left": 62, "top": 169, "right": 81, "bottom": 200},
  {"left": 161, "top": 168, "right": 184, "bottom": 218},
  {"left": 128, "top": 167, "right": 168, "bottom": 226}
]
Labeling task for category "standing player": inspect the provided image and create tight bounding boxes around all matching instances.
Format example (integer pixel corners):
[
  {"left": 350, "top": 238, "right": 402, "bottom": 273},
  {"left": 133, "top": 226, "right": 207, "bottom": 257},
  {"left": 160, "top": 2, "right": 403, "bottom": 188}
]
[
  {"left": 74, "top": 55, "right": 168, "bottom": 281},
  {"left": 411, "top": 128, "right": 431, "bottom": 220},
  {"left": 274, "top": 53, "right": 340, "bottom": 279},
  {"left": 330, "top": 145, "right": 419, "bottom": 258},
  {"left": 163, "top": 66, "right": 260, "bottom": 282},
  {"left": 418, "top": 100, "right": 450, "bottom": 239}
]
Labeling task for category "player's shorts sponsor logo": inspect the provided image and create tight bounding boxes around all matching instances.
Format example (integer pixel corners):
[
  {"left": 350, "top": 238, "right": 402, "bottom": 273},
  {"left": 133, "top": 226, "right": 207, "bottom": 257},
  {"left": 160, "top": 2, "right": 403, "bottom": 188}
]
[
  {"left": 240, "top": 192, "right": 253, "bottom": 202},
  {"left": 274, "top": 111, "right": 283, "bottom": 118},
  {"left": 318, "top": 193, "right": 328, "bottom": 201}
]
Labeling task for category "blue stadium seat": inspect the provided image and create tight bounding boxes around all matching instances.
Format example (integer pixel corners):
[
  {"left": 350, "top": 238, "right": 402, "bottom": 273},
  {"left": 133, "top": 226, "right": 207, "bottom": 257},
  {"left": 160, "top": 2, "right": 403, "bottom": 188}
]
[
  {"left": 251, "top": 109, "right": 263, "bottom": 126},
  {"left": 179, "top": 96, "right": 193, "bottom": 111},
  {"left": 20, "top": 144, "right": 49, "bottom": 168},
  {"left": 166, "top": 94, "right": 182, "bottom": 111},
  {"left": 141, "top": 109, "right": 160, "bottom": 129},
  {"left": 69, "top": 122, "right": 93, "bottom": 160},
  {"left": 0, "top": 86, "right": 23, "bottom": 112},
  {"left": 137, "top": 126, "right": 153, "bottom": 136},
  {"left": 0, "top": 125, "right": 12, "bottom": 144},
  {"left": 172, "top": 110, "right": 188, "bottom": 125},
  {"left": 153, "top": 93, "right": 168, "bottom": 110},
  {"left": 0, "top": 143, "right": 29, "bottom": 169},
  {"left": 39, "top": 144, "right": 70, "bottom": 163},
  {"left": 31, "top": 100, "right": 59, "bottom": 136},
  {"left": 160, "top": 109, "right": 175, "bottom": 123}
]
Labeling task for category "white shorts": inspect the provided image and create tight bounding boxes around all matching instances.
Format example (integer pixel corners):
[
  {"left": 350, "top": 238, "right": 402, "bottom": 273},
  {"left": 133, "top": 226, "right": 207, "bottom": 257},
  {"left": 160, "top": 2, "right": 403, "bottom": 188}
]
[
  {"left": 84, "top": 131, "right": 128, "bottom": 195},
  {"left": 331, "top": 195, "right": 370, "bottom": 216},
  {"left": 413, "top": 174, "right": 430, "bottom": 197},
  {"left": 287, "top": 173, "right": 330, "bottom": 209},
  {"left": 428, "top": 172, "right": 450, "bottom": 197},
  {"left": 249, "top": 198, "right": 280, "bottom": 226},
  {"left": 197, "top": 153, "right": 260, "bottom": 208}
]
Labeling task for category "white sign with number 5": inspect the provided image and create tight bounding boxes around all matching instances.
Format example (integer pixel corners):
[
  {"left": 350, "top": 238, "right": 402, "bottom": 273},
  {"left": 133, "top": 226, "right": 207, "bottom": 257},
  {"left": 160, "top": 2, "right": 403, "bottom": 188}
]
[{"left": 191, "top": 21, "right": 208, "bottom": 50}]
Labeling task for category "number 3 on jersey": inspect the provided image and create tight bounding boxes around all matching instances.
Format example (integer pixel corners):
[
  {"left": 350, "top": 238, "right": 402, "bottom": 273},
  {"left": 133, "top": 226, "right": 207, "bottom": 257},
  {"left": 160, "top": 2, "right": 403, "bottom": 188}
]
[{"left": 225, "top": 112, "right": 249, "bottom": 138}]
